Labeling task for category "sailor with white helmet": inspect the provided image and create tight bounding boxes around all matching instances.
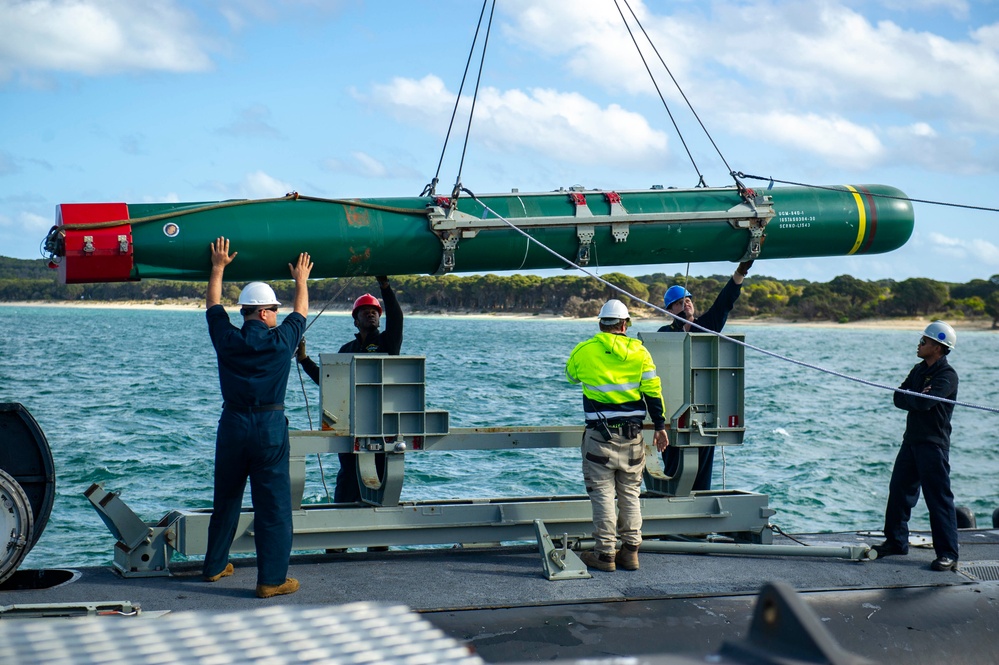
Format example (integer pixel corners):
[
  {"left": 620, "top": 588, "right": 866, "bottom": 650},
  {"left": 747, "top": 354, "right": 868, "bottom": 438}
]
[
  {"left": 872, "top": 320, "right": 960, "bottom": 572},
  {"left": 566, "top": 299, "right": 670, "bottom": 572},
  {"left": 297, "top": 275, "right": 403, "bottom": 504},
  {"left": 658, "top": 260, "right": 754, "bottom": 491},
  {"left": 203, "top": 237, "right": 312, "bottom": 598}
]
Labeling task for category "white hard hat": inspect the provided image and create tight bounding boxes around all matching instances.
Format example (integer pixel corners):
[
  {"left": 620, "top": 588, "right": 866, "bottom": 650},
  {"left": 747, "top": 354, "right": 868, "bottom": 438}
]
[
  {"left": 598, "top": 298, "right": 630, "bottom": 324},
  {"left": 237, "top": 282, "right": 281, "bottom": 306},
  {"left": 923, "top": 320, "right": 956, "bottom": 349}
]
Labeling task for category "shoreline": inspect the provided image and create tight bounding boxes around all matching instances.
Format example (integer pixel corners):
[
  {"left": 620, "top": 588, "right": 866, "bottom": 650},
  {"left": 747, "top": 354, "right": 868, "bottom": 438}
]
[{"left": 2, "top": 300, "right": 996, "bottom": 331}]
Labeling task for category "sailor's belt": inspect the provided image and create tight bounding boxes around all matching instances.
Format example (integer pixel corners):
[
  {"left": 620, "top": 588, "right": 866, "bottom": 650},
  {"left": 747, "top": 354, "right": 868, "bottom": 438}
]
[
  {"left": 223, "top": 403, "right": 285, "bottom": 413},
  {"left": 587, "top": 420, "right": 639, "bottom": 430}
]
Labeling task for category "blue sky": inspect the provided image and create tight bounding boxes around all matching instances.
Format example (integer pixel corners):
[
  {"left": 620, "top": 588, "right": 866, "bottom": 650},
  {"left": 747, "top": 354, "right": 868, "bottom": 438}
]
[{"left": 1, "top": 0, "right": 998, "bottom": 284}]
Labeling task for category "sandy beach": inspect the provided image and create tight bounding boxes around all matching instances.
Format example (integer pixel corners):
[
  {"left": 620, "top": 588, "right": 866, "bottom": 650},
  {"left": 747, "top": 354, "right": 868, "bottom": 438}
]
[{"left": 2, "top": 300, "right": 995, "bottom": 331}]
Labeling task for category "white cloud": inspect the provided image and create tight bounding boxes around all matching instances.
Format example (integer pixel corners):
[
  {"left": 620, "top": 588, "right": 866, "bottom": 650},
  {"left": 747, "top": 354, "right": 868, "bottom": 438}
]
[
  {"left": 501, "top": 0, "right": 693, "bottom": 96},
  {"left": 20, "top": 211, "right": 51, "bottom": 232},
  {"left": 632, "top": 1, "right": 999, "bottom": 127},
  {"left": 367, "top": 75, "right": 454, "bottom": 124},
  {"left": 217, "top": 0, "right": 347, "bottom": 30},
  {"left": 321, "top": 151, "right": 421, "bottom": 181},
  {"left": 351, "top": 152, "right": 387, "bottom": 178},
  {"left": 368, "top": 75, "right": 668, "bottom": 169},
  {"left": 197, "top": 171, "right": 296, "bottom": 200},
  {"left": 0, "top": 0, "right": 214, "bottom": 82},
  {"left": 141, "top": 193, "right": 182, "bottom": 204},
  {"left": 239, "top": 171, "right": 295, "bottom": 199},
  {"left": 497, "top": 0, "right": 999, "bottom": 174},
  {"left": 927, "top": 231, "right": 999, "bottom": 265},
  {"left": 726, "top": 111, "right": 885, "bottom": 168},
  {"left": 875, "top": 0, "right": 969, "bottom": 20}
]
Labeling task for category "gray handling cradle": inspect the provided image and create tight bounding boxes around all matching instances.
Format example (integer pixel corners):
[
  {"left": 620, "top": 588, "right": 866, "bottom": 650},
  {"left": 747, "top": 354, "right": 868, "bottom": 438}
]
[{"left": 86, "top": 332, "right": 870, "bottom": 579}]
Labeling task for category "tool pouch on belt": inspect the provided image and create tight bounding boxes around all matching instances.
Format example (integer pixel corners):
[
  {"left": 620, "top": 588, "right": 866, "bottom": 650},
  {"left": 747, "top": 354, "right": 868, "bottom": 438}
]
[{"left": 596, "top": 420, "right": 642, "bottom": 441}]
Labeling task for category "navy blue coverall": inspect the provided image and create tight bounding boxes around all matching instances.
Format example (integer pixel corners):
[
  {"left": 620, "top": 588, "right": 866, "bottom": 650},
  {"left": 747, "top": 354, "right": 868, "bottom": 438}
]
[
  {"left": 204, "top": 305, "right": 305, "bottom": 586},
  {"left": 658, "top": 277, "right": 743, "bottom": 491},
  {"left": 883, "top": 356, "right": 960, "bottom": 561},
  {"left": 299, "top": 282, "right": 403, "bottom": 502}
]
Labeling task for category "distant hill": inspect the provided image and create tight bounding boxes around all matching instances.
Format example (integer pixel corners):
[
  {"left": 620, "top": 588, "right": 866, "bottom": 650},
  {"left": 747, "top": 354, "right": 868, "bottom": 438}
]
[
  {"left": 0, "top": 255, "right": 997, "bottom": 327},
  {"left": 0, "top": 256, "right": 54, "bottom": 280}
]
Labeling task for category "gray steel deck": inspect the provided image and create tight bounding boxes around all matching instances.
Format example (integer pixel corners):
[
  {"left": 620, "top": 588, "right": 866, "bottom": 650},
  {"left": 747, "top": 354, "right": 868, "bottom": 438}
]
[{"left": 4, "top": 529, "right": 999, "bottom": 663}]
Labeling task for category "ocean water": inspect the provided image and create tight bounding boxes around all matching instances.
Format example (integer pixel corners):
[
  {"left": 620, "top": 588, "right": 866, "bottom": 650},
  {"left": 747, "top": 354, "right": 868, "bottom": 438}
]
[{"left": 2, "top": 305, "right": 998, "bottom": 569}]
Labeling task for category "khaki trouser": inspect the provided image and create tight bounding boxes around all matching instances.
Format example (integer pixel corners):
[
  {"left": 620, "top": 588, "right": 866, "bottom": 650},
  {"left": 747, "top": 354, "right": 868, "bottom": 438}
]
[{"left": 581, "top": 427, "right": 645, "bottom": 556}]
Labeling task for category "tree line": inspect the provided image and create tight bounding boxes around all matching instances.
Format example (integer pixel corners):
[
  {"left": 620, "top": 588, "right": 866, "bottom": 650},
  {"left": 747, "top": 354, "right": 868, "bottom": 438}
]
[{"left": 2, "top": 256, "right": 998, "bottom": 327}]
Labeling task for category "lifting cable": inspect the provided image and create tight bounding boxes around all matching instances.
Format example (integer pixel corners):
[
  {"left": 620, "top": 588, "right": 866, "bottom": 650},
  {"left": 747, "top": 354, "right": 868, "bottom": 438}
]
[
  {"left": 461, "top": 188, "right": 999, "bottom": 415},
  {"left": 613, "top": 0, "right": 708, "bottom": 188},
  {"left": 450, "top": 0, "right": 497, "bottom": 204},
  {"left": 616, "top": 0, "right": 758, "bottom": 194},
  {"left": 420, "top": 0, "right": 492, "bottom": 198}
]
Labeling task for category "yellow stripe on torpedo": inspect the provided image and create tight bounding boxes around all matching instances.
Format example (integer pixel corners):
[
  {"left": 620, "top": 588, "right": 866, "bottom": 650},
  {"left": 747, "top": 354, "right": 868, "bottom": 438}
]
[{"left": 845, "top": 185, "right": 866, "bottom": 255}]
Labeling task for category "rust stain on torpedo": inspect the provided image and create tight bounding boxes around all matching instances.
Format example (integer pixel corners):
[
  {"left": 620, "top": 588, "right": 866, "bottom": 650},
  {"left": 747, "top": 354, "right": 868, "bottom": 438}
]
[
  {"left": 345, "top": 205, "right": 371, "bottom": 227},
  {"left": 348, "top": 247, "right": 372, "bottom": 264}
]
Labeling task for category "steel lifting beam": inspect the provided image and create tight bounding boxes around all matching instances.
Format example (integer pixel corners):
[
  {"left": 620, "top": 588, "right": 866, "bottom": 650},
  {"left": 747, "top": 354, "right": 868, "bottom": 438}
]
[{"left": 427, "top": 192, "right": 773, "bottom": 273}]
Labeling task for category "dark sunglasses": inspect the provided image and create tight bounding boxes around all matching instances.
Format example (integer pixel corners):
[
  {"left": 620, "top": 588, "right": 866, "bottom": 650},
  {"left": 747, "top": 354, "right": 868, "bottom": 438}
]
[
  {"left": 918, "top": 338, "right": 931, "bottom": 347},
  {"left": 260, "top": 305, "right": 279, "bottom": 313}
]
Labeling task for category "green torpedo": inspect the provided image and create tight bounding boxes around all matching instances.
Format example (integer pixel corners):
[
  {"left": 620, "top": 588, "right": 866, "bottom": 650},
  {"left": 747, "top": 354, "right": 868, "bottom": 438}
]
[{"left": 43, "top": 184, "right": 913, "bottom": 284}]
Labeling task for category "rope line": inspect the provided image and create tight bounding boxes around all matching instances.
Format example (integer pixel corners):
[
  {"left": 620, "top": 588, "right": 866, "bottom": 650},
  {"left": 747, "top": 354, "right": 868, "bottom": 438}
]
[
  {"left": 49, "top": 193, "right": 428, "bottom": 233},
  {"left": 295, "top": 270, "right": 364, "bottom": 504},
  {"left": 735, "top": 172, "right": 999, "bottom": 214},
  {"left": 296, "top": 363, "right": 332, "bottom": 503},
  {"left": 305, "top": 270, "right": 362, "bottom": 332},
  {"left": 465, "top": 191, "right": 998, "bottom": 415}
]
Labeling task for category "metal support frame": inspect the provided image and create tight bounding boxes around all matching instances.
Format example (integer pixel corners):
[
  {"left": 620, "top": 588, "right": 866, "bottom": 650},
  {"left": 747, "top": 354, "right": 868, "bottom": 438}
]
[
  {"left": 88, "top": 485, "right": 777, "bottom": 577},
  {"left": 86, "top": 345, "right": 781, "bottom": 578}
]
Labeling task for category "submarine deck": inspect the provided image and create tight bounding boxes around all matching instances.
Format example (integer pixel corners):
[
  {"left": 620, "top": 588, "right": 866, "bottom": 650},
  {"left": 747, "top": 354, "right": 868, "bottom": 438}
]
[{"left": 4, "top": 528, "right": 999, "bottom": 663}]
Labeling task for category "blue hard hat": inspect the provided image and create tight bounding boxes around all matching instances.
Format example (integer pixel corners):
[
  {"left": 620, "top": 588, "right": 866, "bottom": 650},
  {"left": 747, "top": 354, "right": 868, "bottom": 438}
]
[{"left": 664, "top": 285, "right": 692, "bottom": 309}]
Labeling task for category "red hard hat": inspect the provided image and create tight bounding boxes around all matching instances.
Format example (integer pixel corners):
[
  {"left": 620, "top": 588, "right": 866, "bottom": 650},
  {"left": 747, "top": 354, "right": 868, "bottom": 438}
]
[{"left": 352, "top": 293, "right": 382, "bottom": 317}]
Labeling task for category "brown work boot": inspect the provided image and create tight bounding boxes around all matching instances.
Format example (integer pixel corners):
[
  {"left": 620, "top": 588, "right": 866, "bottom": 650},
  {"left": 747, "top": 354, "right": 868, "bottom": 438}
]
[
  {"left": 256, "top": 577, "right": 300, "bottom": 598},
  {"left": 615, "top": 543, "right": 640, "bottom": 571},
  {"left": 203, "top": 563, "right": 234, "bottom": 582},
  {"left": 580, "top": 551, "right": 616, "bottom": 572}
]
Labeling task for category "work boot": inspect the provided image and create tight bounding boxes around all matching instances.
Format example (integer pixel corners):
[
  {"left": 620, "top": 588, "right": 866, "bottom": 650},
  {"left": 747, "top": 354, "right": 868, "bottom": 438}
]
[
  {"left": 930, "top": 556, "right": 958, "bottom": 572},
  {"left": 871, "top": 541, "right": 908, "bottom": 559},
  {"left": 203, "top": 563, "right": 234, "bottom": 582},
  {"left": 256, "top": 577, "right": 300, "bottom": 598},
  {"left": 615, "top": 543, "right": 640, "bottom": 571},
  {"left": 580, "top": 551, "right": 616, "bottom": 572}
]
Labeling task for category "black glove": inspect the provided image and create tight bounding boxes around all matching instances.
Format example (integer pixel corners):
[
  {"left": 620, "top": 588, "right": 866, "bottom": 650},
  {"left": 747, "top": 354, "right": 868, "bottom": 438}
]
[
  {"left": 376, "top": 275, "right": 390, "bottom": 288},
  {"left": 737, "top": 260, "right": 754, "bottom": 277},
  {"left": 296, "top": 339, "right": 307, "bottom": 362}
]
